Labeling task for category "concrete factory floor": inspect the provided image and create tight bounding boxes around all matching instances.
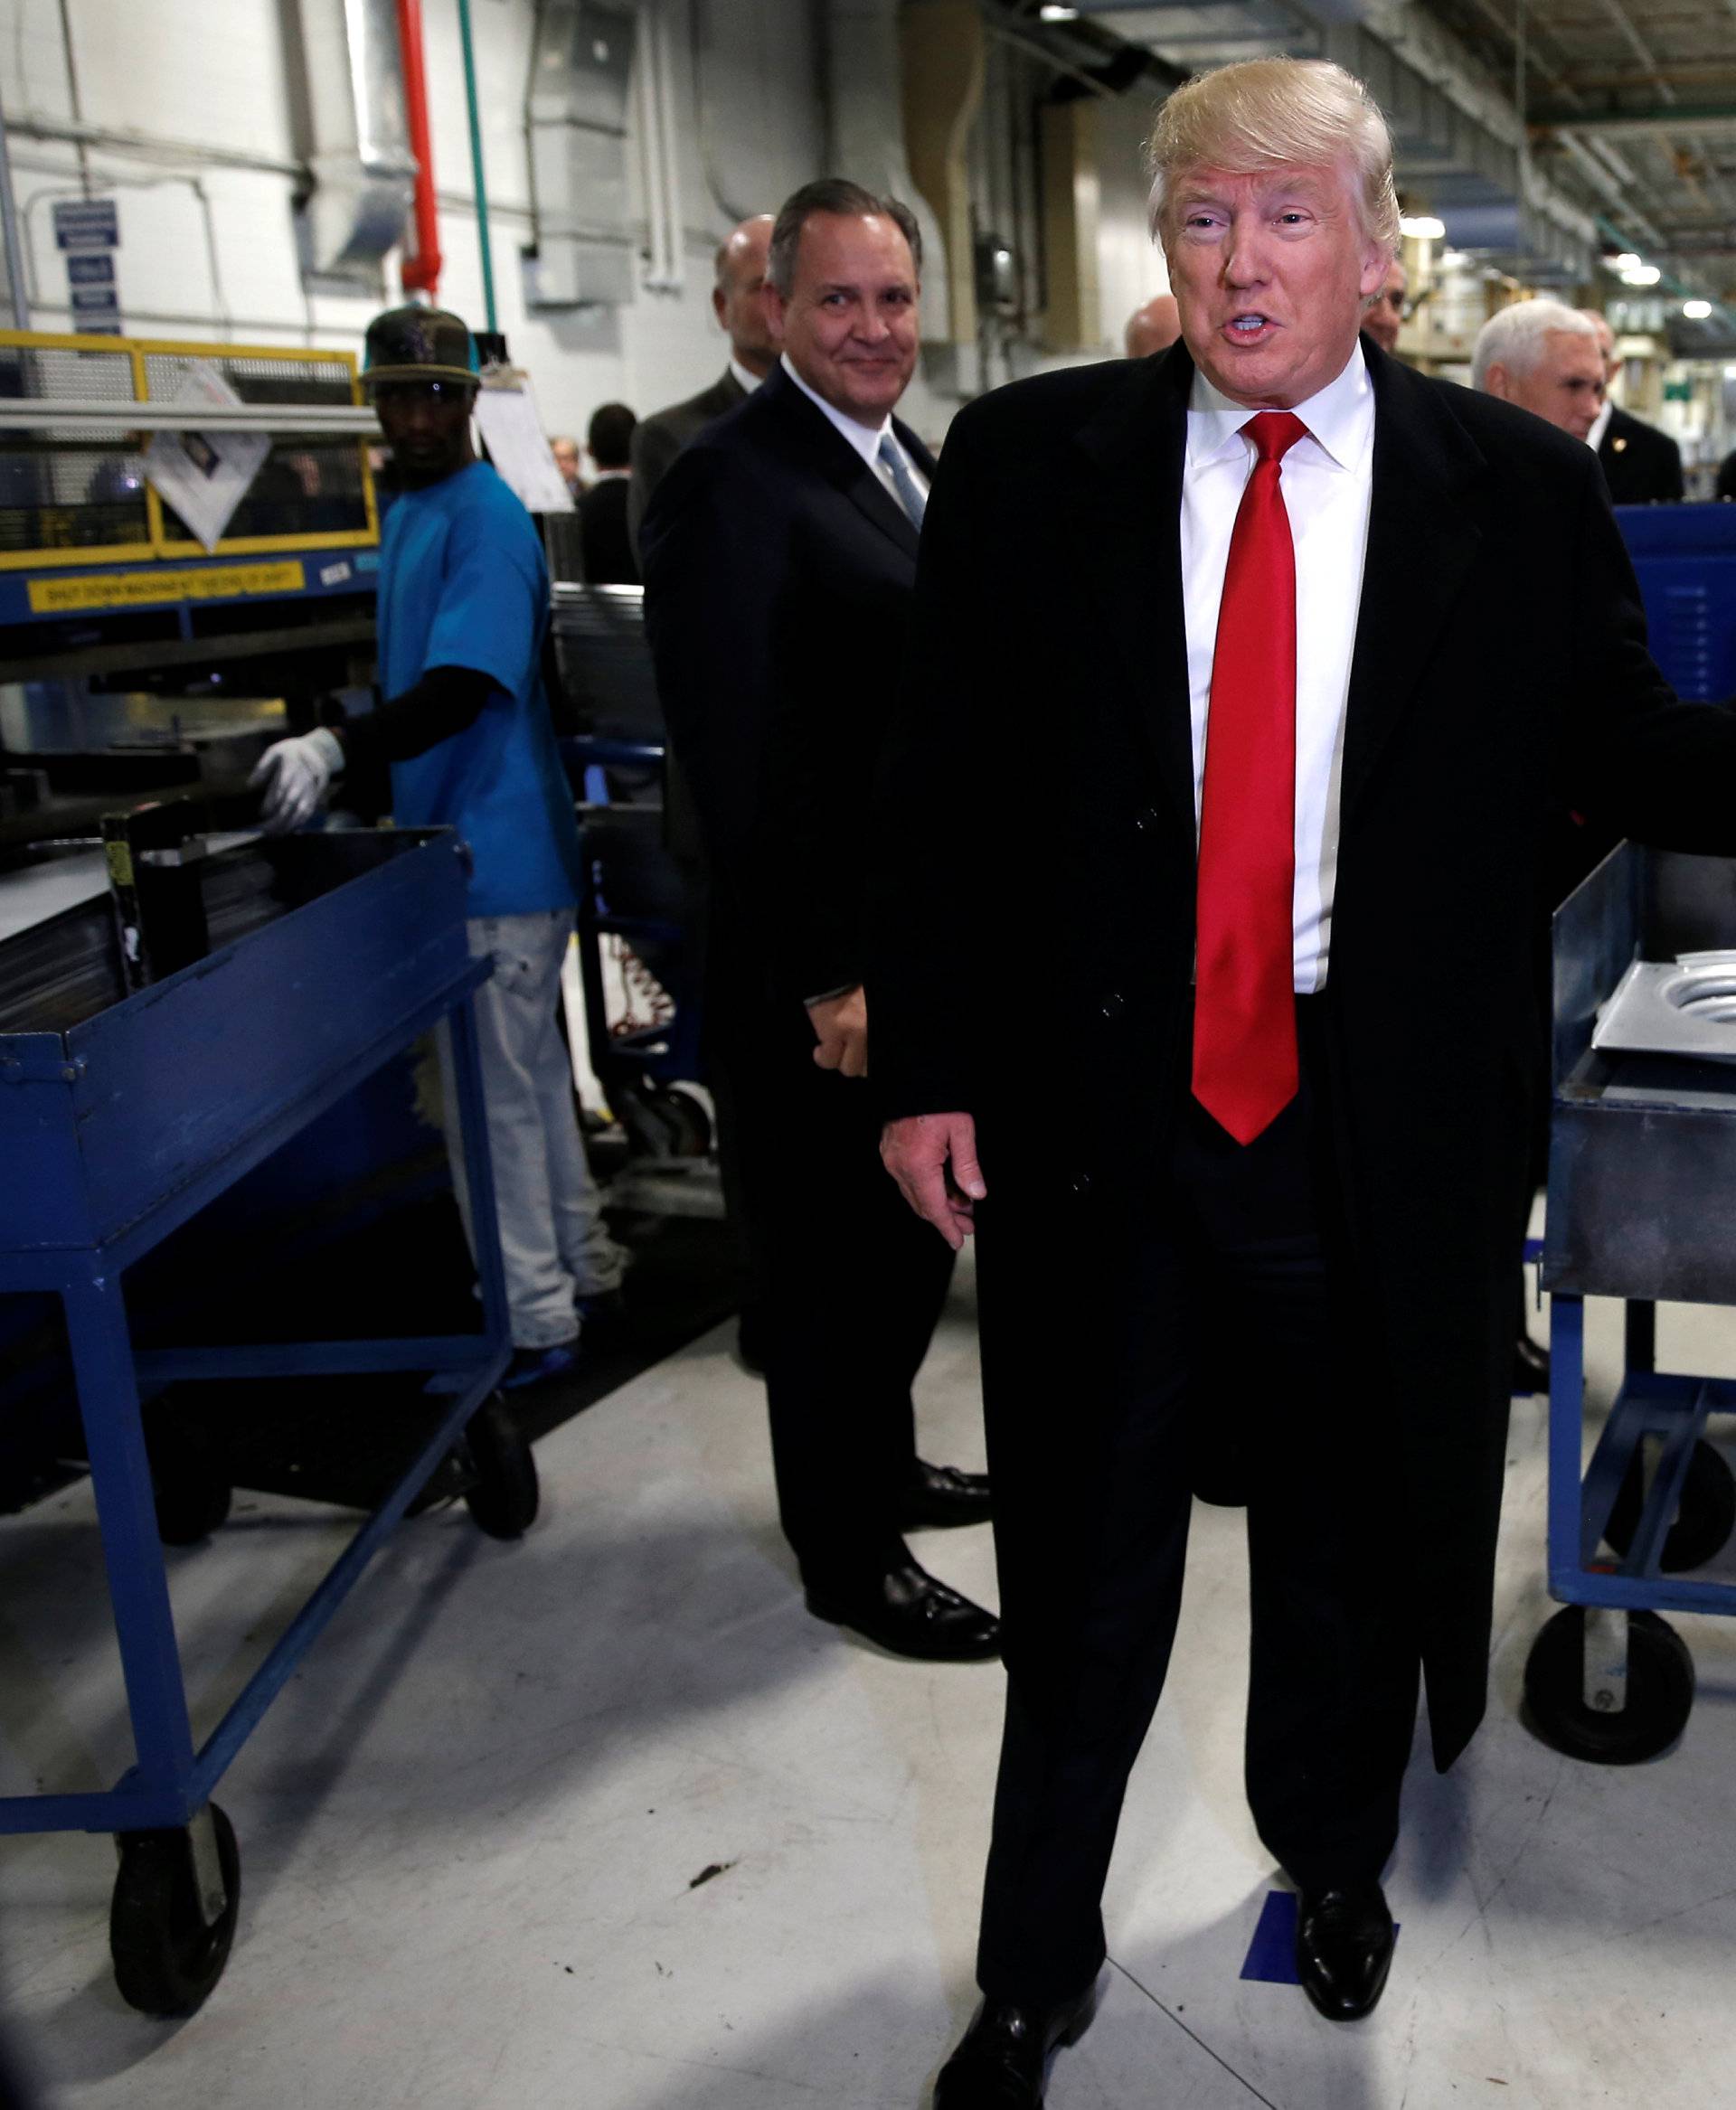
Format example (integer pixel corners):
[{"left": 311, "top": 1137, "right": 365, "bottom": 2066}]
[{"left": 4, "top": 1246, "right": 1736, "bottom": 2108}]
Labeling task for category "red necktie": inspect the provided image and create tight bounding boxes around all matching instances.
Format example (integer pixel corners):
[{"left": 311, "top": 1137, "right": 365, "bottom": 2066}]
[{"left": 1192, "top": 410, "right": 1308, "bottom": 1145}]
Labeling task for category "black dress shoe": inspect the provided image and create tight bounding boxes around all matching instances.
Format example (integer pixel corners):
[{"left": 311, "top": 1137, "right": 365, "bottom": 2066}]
[
  {"left": 1513, "top": 1333, "right": 1551, "bottom": 1396},
  {"left": 1295, "top": 1881, "right": 1395, "bottom": 2021},
  {"left": 805, "top": 1560, "right": 1000, "bottom": 1662},
  {"left": 933, "top": 1981, "right": 1099, "bottom": 2107},
  {"left": 898, "top": 1458, "right": 992, "bottom": 1530}
]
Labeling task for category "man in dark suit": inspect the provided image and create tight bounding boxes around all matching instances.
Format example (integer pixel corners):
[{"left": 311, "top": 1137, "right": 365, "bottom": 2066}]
[
  {"left": 640, "top": 178, "right": 998, "bottom": 1664},
  {"left": 628, "top": 214, "right": 777, "bottom": 557},
  {"left": 576, "top": 401, "right": 638, "bottom": 585},
  {"left": 1581, "top": 309, "right": 1686, "bottom": 504},
  {"left": 872, "top": 57, "right": 1736, "bottom": 2106}
]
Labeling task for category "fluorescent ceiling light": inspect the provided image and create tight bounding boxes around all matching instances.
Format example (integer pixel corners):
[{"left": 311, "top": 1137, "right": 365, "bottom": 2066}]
[
  {"left": 1621, "top": 264, "right": 1662, "bottom": 286},
  {"left": 1038, "top": 5, "right": 1079, "bottom": 16},
  {"left": 1683, "top": 299, "right": 1713, "bottom": 320},
  {"left": 1612, "top": 253, "right": 1643, "bottom": 272},
  {"left": 1399, "top": 215, "right": 1445, "bottom": 240}
]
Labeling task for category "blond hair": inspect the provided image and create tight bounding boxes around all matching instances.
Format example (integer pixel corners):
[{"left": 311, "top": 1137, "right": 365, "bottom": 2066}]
[{"left": 1145, "top": 58, "right": 1401, "bottom": 258}]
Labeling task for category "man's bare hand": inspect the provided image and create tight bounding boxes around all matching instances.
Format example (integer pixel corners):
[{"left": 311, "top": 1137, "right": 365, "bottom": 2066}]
[
  {"left": 881, "top": 1112, "right": 986, "bottom": 1251},
  {"left": 807, "top": 986, "right": 868, "bottom": 1078}
]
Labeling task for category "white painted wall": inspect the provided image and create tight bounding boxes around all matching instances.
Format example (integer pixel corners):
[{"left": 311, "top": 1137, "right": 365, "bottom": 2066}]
[
  {"left": 0, "top": 0, "right": 1156, "bottom": 442},
  {"left": 0, "top": 0, "right": 825, "bottom": 442}
]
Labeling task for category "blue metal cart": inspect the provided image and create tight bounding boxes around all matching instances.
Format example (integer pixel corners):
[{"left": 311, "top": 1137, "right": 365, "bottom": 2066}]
[
  {"left": 1527, "top": 842, "right": 1736, "bottom": 1763},
  {"left": 0, "top": 824, "right": 524, "bottom": 2014}
]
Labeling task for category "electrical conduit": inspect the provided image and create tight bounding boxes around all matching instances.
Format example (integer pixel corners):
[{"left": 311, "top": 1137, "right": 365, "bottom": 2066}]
[{"left": 395, "top": 0, "right": 442, "bottom": 297}]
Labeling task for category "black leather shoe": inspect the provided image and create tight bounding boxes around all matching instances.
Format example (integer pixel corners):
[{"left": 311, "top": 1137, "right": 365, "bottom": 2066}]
[
  {"left": 1513, "top": 1332, "right": 1551, "bottom": 1396},
  {"left": 933, "top": 1981, "right": 1099, "bottom": 2107},
  {"left": 805, "top": 1560, "right": 1000, "bottom": 1662},
  {"left": 1295, "top": 1881, "right": 1395, "bottom": 2021},
  {"left": 898, "top": 1458, "right": 992, "bottom": 1530}
]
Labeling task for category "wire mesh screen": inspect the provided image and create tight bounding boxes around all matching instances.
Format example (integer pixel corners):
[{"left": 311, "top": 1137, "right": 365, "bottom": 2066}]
[
  {"left": 0, "top": 340, "right": 150, "bottom": 557},
  {"left": 143, "top": 352, "right": 370, "bottom": 543}
]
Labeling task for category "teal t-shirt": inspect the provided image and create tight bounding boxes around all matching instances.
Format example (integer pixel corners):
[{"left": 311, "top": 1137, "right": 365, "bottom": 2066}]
[{"left": 377, "top": 460, "right": 582, "bottom": 917}]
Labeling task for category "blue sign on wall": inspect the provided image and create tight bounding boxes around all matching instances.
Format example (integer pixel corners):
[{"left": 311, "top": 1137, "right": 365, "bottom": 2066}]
[
  {"left": 52, "top": 198, "right": 119, "bottom": 251},
  {"left": 52, "top": 198, "right": 121, "bottom": 333}
]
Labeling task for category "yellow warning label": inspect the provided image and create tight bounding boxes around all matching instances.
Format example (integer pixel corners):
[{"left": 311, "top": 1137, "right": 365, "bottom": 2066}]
[{"left": 27, "top": 560, "right": 307, "bottom": 615}]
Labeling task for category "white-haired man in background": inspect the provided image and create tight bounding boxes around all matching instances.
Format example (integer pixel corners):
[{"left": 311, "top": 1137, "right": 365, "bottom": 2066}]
[
  {"left": 869, "top": 56, "right": 1736, "bottom": 2106},
  {"left": 1579, "top": 306, "right": 1686, "bottom": 504},
  {"left": 1472, "top": 298, "right": 1605, "bottom": 440}
]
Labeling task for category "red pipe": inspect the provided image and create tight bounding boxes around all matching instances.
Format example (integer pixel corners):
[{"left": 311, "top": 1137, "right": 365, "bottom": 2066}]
[{"left": 396, "top": 0, "right": 442, "bottom": 297}]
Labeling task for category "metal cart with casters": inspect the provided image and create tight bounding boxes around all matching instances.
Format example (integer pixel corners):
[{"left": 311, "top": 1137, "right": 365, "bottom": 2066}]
[
  {"left": 1526, "top": 843, "right": 1736, "bottom": 1764},
  {"left": 0, "top": 824, "right": 527, "bottom": 2015}
]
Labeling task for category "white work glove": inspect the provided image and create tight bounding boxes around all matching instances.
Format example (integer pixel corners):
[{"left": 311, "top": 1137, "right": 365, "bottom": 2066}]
[{"left": 249, "top": 726, "right": 344, "bottom": 834}]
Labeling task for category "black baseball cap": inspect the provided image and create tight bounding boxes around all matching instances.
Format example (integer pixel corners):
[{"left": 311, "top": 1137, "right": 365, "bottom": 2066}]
[{"left": 363, "top": 305, "right": 479, "bottom": 388}]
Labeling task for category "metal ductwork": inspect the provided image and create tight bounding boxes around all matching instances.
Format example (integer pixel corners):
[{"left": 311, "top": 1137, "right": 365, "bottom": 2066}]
[
  {"left": 901, "top": 0, "right": 986, "bottom": 348},
  {"left": 1322, "top": 22, "right": 1595, "bottom": 283},
  {"left": 289, "top": 0, "right": 416, "bottom": 288},
  {"left": 525, "top": 0, "right": 637, "bottom": 309},
  {"left": 826, "top": 0, "right": 952, "bottom": 341}
]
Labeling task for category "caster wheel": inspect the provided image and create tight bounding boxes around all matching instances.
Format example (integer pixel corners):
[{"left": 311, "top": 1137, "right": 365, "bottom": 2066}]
[
  {"left": 1604, "top": 1439, "right": 1736, "bottom": 1573},
  {"left": 660, "top": 1084, "right": 712, "bottom": 1159},
  {"left": 1523, "top": 1606, "right": 1694, "bottom": 1764},
  {"left": 463, "top": 1394, "right": 540, "bottom": 1540},
  {"left": 110, "top": 1803, "right": 241, "bottom": 2018},
  {"left": 145, "top": 1414, "right": 231, "bottom": 1547}
]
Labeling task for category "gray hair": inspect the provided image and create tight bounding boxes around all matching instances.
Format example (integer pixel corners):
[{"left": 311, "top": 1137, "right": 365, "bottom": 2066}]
[
  {"left": 1146, "top": 58, "right": 1401, "bottom": 258},
  {"left": 765, "top": 178, "right": 923, "bottom": 297},
  {"left": 1471, "top": 300, "right": 1598, "bottom": 391}
]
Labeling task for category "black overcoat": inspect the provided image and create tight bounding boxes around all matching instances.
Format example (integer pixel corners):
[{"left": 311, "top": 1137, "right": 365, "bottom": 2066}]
[
  {"left": 1598, "top": 402, "right": 1685, "bottom": 507},
  {"left": 867, "top": 337, "right": 1736, "bottom": 1769},
  {"left": 641, "top": 361, "right": 934, "bottom": 1013}
]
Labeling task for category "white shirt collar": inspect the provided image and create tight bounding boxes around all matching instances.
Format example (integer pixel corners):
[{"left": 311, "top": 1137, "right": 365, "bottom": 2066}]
[
  {"left": 1587, "top": 398, "right": 1612, "bottom": 454},
  {"left": 1186, "top": 341, "right": 1374, "bottom": 474},
  {"left": 729, "top": 354, "right": 766, "bottom": 398},
  {"left": 780, "top": 352, "right": 894, "bottom": 473}
]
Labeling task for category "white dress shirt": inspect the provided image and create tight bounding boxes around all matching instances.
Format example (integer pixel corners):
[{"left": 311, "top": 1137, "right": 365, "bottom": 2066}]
[
  {"left": 1587, "top": 398, "right": 1612, "bottom": 455},
  {"left": 1183, "top": 343, "right": 1375, "bottom": 992},
  {"left": 780, "top": 353, "right": 929, "bottom": 511},
  {"left": 728, "top": 354, "right": 766, "bottom": 397}
]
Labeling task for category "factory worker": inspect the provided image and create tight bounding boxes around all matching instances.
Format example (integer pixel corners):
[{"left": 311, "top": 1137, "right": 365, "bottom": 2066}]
[{"left": 250, "top": 304, "right": 625, "bottom": 1389}]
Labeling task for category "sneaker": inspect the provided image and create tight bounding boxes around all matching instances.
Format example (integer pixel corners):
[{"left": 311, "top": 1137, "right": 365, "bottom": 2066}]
[{"left": 501, "top": 1342, "right": 580, "bottom": 1391}]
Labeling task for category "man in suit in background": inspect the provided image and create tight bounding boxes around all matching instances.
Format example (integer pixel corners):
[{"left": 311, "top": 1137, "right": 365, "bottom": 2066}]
[
  {"left": 576, "top": 401, "right": 638, "bottom": 585},
  {"left": 871, "top": 59, "right": 1736, "bottom": 2105},
  {"left": 1365, "top": 255, "right": 1406, "bottom": 354},
  {"left": 550, "top": 434, "right": 583, "bottom": 497},
  {"left": 1581, "top": 308, "right": 1685, "bottom": 504},
  {"left": 1124, "top": 291, "right": 1181, "bottom": 358},
  {"left": 640, "top": 179, "right": 999, "bottom": 1664},
  {"left": 628, "top": 214, "right": 777, "bottom": 556}
]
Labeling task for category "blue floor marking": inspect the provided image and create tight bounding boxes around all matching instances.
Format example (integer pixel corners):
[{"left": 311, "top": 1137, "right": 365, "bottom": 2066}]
[
  {"left": 1241, "top": 1891, "right": 1300, "bottom": 1983},
  {"left": 1239, "top": 1891, "right": 1399, "bottom": 1985}
]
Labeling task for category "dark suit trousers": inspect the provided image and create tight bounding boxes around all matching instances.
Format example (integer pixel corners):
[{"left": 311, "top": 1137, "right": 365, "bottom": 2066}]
[
  {"left": 713, "top": 973, "right": 955, "bottom": 1591},
  {"left": 976, "top": 999, "right": 1420, "bottom": 2006}
]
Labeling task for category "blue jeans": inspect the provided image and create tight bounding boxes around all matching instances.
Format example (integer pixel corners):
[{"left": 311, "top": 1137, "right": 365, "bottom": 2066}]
[{"left": 440, "top": 909, "right": 625, "bottom": 1350}]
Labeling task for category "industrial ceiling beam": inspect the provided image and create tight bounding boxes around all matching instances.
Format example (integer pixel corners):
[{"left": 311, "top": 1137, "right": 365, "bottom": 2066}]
[{"left": 1531, "top": 105, "right": 1736, "bottom": 137}]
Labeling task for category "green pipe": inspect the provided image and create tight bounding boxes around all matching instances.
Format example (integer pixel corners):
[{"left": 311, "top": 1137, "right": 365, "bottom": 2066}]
[{"left": 456, "top": 0, "right": 496, "bottom": 334}]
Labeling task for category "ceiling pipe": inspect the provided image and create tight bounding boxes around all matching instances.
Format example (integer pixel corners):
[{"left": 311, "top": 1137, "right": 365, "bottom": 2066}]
[
  {"left": 395, "top": 0, "right": 442, "bottom": 296},
  {"left": 456, "top": 0, "right": 497, "bottom": 333},
  {"left": 0, "top": 79, "right": 29, "bottom": 329}
]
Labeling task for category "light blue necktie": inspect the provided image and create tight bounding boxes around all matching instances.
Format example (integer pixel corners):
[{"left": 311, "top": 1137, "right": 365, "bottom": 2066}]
[{"left": 877, "top": 432, "right": 927, "bottom": 528}]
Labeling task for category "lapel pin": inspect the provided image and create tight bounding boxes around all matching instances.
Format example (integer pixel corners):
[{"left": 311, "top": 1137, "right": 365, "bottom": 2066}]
[{"left": 1613, "top": 437, "right": 1628, "bottom": 452}]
